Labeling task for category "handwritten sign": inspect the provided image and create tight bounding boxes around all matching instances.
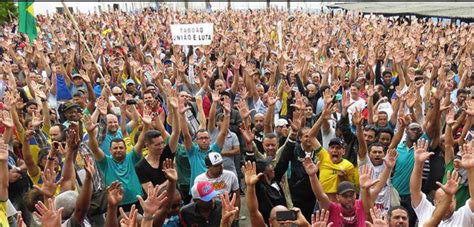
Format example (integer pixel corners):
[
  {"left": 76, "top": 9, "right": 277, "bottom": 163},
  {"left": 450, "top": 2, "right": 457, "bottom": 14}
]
[{"left": 170, "top": 23, "right": 213, "bottom": 46}]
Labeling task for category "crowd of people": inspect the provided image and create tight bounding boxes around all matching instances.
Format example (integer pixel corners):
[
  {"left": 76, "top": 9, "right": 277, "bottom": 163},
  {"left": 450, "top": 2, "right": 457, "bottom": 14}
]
[{"left": 0, "top": 6, "right": 473, "bottom": 227}]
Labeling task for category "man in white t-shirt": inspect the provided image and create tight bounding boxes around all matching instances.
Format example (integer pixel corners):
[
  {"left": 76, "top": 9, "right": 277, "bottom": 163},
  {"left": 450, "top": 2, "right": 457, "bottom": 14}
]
[
  {"left": 353, "top": 109, "right": 395, "bottom": 214},
  {"left": 411, "top": 140, "right": 474, "bottom": 227},
  {"left": 194, "top": 152, "right": 240, "bottom": 209}
]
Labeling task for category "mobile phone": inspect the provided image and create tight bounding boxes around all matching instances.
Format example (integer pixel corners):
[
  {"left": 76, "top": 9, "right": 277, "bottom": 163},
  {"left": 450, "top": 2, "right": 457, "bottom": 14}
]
[
  {"left": 126, "top": 99, "right": 137, "bottom": 105},
  {"left": 276, "top": 210, "right": 297, "bottom": 221}
]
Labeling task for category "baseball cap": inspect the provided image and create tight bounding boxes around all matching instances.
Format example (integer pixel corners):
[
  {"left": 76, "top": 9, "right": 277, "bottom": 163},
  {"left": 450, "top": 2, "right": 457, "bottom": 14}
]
[
  {"left": 72, "top": 73, "right": 81, "bottom": 79},
  {"left": 328, "top": 137, "right": 345, "bottom": 147},
  {"left": 337, "top": 181, "right": 357, "bottom": 195},
  {"left": 191, "top": 181, "right": 219, "bottom": 202},
  {"left": 275, "top": 119, "right": 289, "bottom": 127},
  {"left": 205, "top": 152, "right": 224, "bottom": 166},
  {"left": 63, "top": 101, "right": 80, "bottom": 112},
  {"left": 126, "top": 79, "right": 135, "bottom": 85}
]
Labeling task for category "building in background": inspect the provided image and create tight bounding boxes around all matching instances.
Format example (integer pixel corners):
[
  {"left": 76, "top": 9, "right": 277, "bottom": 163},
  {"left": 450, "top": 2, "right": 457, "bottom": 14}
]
[{"left": 31, "top": 1, "right": 334, "bottom": 15}]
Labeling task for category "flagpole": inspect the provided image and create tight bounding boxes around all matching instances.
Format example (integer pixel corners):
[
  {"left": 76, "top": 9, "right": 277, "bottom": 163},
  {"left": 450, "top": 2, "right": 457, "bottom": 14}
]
[{"left": 60, "top": 1, "right": 111, "bottom": 92}]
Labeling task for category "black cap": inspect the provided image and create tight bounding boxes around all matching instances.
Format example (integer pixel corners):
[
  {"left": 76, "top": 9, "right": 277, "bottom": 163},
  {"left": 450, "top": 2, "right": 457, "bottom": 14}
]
[
  {"left": 337, "top": 181, "right": 356, "bottom": 195},
  {"left": 328, "top": 137, "right": 345, "bottom": 147}
]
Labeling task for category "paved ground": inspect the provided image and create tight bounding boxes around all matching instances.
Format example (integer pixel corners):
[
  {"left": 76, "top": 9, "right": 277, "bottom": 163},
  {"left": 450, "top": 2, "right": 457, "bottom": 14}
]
[{"left": 239, "top": 193, "right": 251, "bottom": 226}]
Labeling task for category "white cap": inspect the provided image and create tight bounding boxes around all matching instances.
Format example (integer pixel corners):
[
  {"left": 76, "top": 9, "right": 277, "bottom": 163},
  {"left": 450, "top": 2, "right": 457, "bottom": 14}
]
[
  {"left": 205, "top": 152, "right": 224, "bottom": 166},
  {"left": 275, "top": 118, "right": 289, "bottom": 127}
]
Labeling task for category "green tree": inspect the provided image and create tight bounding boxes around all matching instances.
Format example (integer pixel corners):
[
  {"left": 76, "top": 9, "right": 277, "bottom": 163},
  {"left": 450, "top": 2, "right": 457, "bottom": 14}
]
[{"left": 0, "top": 1, "right": 17, "bottom": 25}]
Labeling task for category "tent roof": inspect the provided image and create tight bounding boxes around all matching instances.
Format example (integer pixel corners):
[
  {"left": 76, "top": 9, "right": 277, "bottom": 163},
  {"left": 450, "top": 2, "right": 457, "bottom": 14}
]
[{"left": 331, "top": 2, "right": 474, "bottom": 20}]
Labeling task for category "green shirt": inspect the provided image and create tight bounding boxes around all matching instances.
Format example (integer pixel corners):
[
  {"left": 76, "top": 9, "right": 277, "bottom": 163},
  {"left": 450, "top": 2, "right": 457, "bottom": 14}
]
[
  {"left": 392, "top": 133, "right": 430, "bottom": 196},
  {"left": 176, "top": 143, "right": 191, "bottom": 187},
  {"left": 97, "top": 148, "right": 143, "bottom": 205}
]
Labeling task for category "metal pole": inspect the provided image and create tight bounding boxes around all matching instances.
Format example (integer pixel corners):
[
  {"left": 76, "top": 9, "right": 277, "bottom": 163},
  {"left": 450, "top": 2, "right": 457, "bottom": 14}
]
[{"left": 60, "top": 1, "right": 110, "bottom": 91}]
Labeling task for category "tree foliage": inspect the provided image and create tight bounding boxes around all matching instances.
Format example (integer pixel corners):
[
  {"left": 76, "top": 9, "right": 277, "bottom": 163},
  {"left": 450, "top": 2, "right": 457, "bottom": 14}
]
[{"left": 0, "top": 1, "right": 17, "bottom": 25}]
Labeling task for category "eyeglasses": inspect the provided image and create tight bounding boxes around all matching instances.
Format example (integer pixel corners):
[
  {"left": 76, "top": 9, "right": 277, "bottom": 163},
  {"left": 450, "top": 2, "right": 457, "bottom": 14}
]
[
  {"left": 113, "top": 93, "right": 123, "bottom": 96},
  {"left": 197, "top": 136, "right": 210, "bottom": 140}
]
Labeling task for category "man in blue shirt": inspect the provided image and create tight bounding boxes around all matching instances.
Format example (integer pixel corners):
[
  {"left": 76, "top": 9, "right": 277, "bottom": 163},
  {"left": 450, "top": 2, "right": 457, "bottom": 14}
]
[
  {"left": 181, "top": 96, "right": 231, "bottom": 185},
  {"left": 83, "top": 108, "right": 150, "bottom": 212}
]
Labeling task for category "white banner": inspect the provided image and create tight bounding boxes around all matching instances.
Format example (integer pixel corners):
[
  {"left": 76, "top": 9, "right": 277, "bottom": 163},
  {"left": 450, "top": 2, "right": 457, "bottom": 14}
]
[{"left": 170, "top": 23, "right": 214, "bottom": 46}]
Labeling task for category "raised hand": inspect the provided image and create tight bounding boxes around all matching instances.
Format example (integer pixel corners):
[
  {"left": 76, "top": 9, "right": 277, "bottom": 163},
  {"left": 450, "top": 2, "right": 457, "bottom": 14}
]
[
  {"left": 359, "top": 165, "right": 380, "bottom": 189},
  {"left": 31, "top": 111, "right": 44, "bottom": 128},
  {"left": 220, "top": 192, "right": 239, "bottom": 227},
  {"left": 455, "top": 142, "right": 474, "bottom": 170},
  {"left": 84, "top": 155, "right": 95, "bottom": 177},
  {"left": 321, "top": 102, "right": 334, "bottom": 121},
  {"left": 365, "top": 206, "right": 389, "bottom": 227},
  {"left": 463, "top": 99, "right": 474, "bottom": 116},
  {"left": 119, "top": 205, "right": 138, "bottom": 227},
  {"left": 413, "top": 139, "right": 433, "bottom": 163},
  {"left": 290, "top": 109, "right": 303, "bottom": 132},
  {"left": 236, "top": 99, "right": 253, "bottom": 119},
  {"left": 33, "top": 168, "right": 63, "bottom": 198},
  {"left": 303, "top": 157, "right": 319, "bottom": 177},
  {"left": 243, "top": 161, "right": 262, "bottom": 186},
  {"left": 239, "top": 124, "right": 255, "bottom": 144},
  {"left": 137, "top": 184, "right": 168, "bottom": 217},
  {"left": 436, "top": 170, "right": 460, "bottom": 195},
  {"left": 82, "top": 115, "right": 98, "bottom": 133},
  {"left": 142, "top": 107, "right": 152, "bottom": 126},
  {"left": 66, "top": 122, "right": 81, "bottom": 150},
  {"left": 291, "top": 91, "right": 306, "bottom": 110},
  {"left": 312, "top": 209, "right": 332, "bottom": 227},
  {"left": 107, "top": 181, "right": 124, "bottom": 207},
  {"left": 384, "top": 148, "right": 398, "bottom": 169},
  {"left": 322, "top": 89, "right": 333, "bottom": 105},
  {"left": 34, "top": 198, "right": 63, "bottom": 227},
  {"left": 351, "top": 108, "right": 364, "bottom": 126},
  {"left": 0, "top": 110, "right": 13, "bottom": 128},
  {"left": 162, "top": 158, "right": 177, "bottom": 182},
  {"left": 16, "top": 211, "right": 27, "bottom": 227},
  {"left": 96, "top": 96, "right": 108, "bottom": 115}
]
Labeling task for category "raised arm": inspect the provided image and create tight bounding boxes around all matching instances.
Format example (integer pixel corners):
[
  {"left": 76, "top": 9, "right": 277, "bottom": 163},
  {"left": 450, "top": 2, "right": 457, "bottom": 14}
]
[
  {"left": 422, "top": 171, "right": 459, "bottom": 227},
  {"left": 179, "top": 100, "right": 193, "bottom": 151},
  {"left": 243, "top": 161, "right": 266, "bottom": 227},
  {"left": 167, "top": 96, "right": 180, "bottom": 153},
  {"left": 73, "top": 156, "right": 95, "bottom": 223},
  {"left": 388, "top": 114, "right": 409, "bottom": 150},
  {"left": 105, "top": 181, "right": 123, "bottom": 227},
  {"left": 353, "top": 109, "right": 367, "bottom": 160},
  {"left": 135, "top": 108, "right": 152, "bottom": 156},
  {"left": 0, "top": 140, "right": 8, "bottom": 201},
  {"left": 83, "top": 112, "right": 105, "bottom": 161},
  {"left": 21, "top": 130, "right": 39, "bottom": 178},
  {"left": 59, "top": 123, "right": 80, "bottom": 192},
  {"left": 456, "top": 142, "right": 474, "bottom": 211},
  {"left": 208, "top": 90, "right": 219, "bottom": 133},
  {"left": 263, "top": 88, "right": 278, "bottom": 134},
  {"left": 369, "top": 149, "right": 397, "bottom": 205},
  {"left": 410, "top": 139, "right": 434, "bottom": 208},
  {"left": 195, "top": 96, "right": 207, "bottom": 130},
  {"left": 216, "top": 98, "right": 231, "bottom": 149},
  {"left": 303, "top": 158, "right": 331, "bottom": 210}
]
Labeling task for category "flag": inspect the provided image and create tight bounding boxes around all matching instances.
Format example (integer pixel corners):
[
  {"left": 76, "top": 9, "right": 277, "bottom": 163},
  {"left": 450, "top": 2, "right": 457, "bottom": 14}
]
[{"left": 18, "top": 0, "right": 37, "bottom": 42}]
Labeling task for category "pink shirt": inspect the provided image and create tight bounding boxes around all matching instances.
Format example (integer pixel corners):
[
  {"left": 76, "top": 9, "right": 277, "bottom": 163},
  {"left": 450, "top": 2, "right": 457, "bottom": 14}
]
[{"left": 328, "top": 199, "right": 366, "bottom": 227}]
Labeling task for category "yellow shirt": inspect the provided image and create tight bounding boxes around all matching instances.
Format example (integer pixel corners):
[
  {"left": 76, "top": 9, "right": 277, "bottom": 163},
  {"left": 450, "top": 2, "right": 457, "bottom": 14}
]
[
  {"left": 0, "top": 201, "right": 8, "bottom": 227},
  {"left": 317, "top": 147, "right": 359, "bottom": 194},
  {"left": 18, "top": 126, "right": 50, "bottom": 165}
]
